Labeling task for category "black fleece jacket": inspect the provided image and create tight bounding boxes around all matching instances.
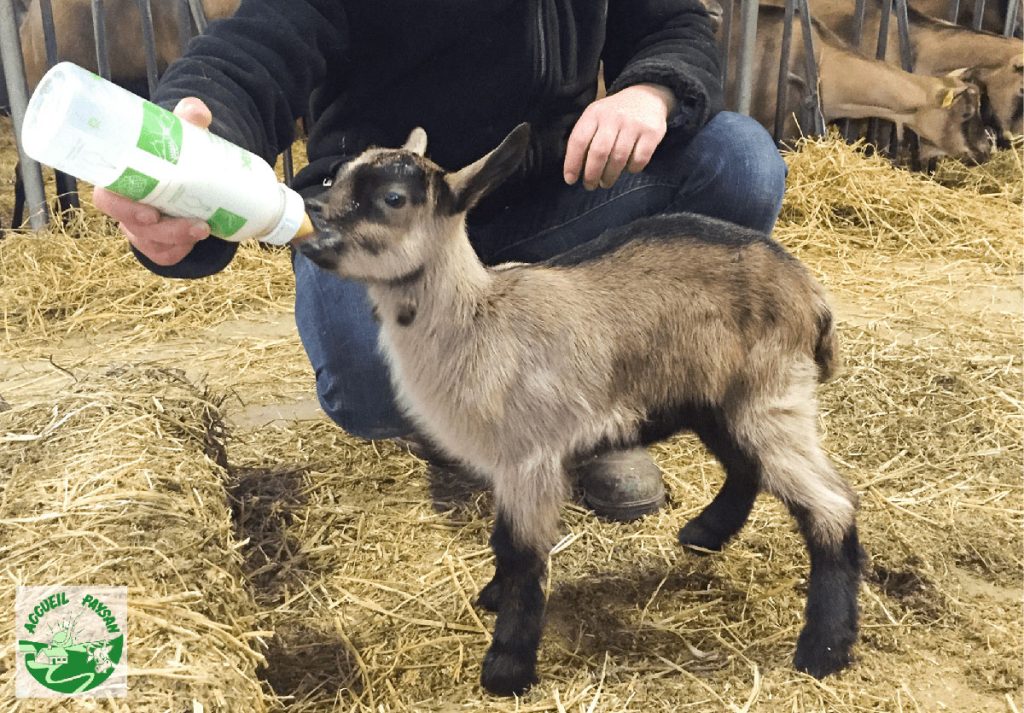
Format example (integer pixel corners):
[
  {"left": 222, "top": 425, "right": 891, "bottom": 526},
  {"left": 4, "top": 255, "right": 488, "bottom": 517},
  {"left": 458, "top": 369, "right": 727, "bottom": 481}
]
[{"left": 140, "top": 0, "right": 722, "bottom": 278}]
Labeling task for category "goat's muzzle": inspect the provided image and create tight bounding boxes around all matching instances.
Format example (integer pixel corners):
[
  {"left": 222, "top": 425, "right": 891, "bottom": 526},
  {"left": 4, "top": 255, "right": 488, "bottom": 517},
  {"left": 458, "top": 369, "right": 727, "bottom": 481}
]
[{"left": 294, "top": 198, "right": 347, "bottom": 270}]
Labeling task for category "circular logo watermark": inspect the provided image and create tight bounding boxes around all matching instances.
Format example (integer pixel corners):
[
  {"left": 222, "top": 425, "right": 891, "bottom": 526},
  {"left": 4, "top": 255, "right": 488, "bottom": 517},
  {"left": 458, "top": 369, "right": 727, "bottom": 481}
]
[{"left": 16, "top": 586, "right": 127, "bottom": 698}]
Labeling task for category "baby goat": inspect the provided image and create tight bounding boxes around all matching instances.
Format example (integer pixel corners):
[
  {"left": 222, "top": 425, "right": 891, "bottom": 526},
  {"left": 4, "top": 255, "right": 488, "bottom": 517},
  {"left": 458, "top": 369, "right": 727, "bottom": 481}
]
[{"left": 296, "top": 125, "right": 864, "bottom": 696}]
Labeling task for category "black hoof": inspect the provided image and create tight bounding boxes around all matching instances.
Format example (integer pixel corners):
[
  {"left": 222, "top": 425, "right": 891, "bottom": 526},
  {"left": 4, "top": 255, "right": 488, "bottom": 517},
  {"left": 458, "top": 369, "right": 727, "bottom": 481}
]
[
  {"left": 793, "top": 625, "right": 854, "bottom": 678},
  {"left": 677, "top": 518, "right": 727, "bottom": 554},
  {"left": 476, "top": 577, "right": 502, "bottom": 613},
  {"left": 480, "top": 647, "right": 538, "bottom": 697}
]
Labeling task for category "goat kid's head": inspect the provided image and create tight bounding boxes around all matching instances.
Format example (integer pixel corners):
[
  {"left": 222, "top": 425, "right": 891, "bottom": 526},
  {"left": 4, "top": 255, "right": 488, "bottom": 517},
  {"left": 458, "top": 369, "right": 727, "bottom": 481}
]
[
  {"left": 915, "top": 70, "right": 991, "bottom": 164},
  {"left": 298, "top": 124, "right": 531, "bottom": 282}
]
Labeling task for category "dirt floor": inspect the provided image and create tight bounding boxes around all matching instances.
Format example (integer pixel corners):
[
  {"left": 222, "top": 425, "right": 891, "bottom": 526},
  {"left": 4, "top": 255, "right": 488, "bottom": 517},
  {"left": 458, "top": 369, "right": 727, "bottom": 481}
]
[{"left": 1, "top": 115, "right": 1022, "bottom": 711}]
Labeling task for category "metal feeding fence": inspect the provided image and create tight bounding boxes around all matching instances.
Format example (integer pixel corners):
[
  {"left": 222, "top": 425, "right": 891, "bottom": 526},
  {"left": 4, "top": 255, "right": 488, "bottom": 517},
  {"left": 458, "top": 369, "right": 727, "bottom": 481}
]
[{"left": 0, "top": 0, "right": 1020, "bottom": 233}]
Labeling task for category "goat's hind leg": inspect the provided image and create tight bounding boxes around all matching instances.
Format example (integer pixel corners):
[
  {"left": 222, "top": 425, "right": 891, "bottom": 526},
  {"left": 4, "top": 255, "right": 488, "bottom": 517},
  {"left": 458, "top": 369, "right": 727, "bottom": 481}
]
[
  {"left": 678, "top": 413, "right": 761, "bottom": 553},
  {"left": 735, "top": 384, "right": 863, "bottom": 678}
]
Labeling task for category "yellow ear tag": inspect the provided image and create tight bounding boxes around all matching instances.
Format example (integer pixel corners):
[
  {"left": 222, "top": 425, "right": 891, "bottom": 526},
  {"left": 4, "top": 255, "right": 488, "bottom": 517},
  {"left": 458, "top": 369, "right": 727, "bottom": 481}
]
[{"left": 941, "top": 89, "right": 956, "bottom": 108}]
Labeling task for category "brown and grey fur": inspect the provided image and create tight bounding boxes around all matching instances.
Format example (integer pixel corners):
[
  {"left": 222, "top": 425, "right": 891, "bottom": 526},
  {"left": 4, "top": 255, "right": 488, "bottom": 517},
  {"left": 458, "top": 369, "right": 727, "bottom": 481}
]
[
  {"left": 722, "top": 5, "right": 991, "bottom": 161},
  {"left": 298, "top": 125, "right": 864, "bottom": 696}
]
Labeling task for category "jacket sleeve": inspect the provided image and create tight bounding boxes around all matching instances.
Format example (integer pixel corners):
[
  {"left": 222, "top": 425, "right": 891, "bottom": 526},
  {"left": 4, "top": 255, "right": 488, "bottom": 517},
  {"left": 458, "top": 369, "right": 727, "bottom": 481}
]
[
  {"left": 134, "top": 0, "right": 348, "bottom": 279},
  {"left": 603, "top": 0, "right": 722, "bottom": 137}
]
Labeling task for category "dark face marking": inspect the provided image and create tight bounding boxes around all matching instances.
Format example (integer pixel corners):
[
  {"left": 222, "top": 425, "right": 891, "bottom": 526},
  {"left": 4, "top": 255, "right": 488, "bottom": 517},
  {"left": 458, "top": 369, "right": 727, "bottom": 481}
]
[
  {"left": 380, "top": 264, "right": 426, "bottom": 288},
  {"left": 347, "top": 155, "right": 429, "bottom": 224},
  {"left": 396, "top": 301, "right": 418, "bottom": 326}
]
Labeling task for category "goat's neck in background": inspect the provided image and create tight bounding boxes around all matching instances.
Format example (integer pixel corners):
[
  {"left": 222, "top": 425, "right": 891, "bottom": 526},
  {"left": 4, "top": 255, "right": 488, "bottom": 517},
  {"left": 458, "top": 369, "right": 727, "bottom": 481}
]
[
  {"left": 910, "top": 25, "right": 1021, "bottom": 75},
  {"left": 818, "top": 43, "right": 933, "bottom": 121}
]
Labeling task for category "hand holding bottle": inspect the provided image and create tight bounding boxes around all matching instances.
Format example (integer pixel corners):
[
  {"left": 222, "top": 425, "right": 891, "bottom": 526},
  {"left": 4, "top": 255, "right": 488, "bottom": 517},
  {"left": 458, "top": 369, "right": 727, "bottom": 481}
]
[
  {"left": 22, "top": 63, "right": 311, "bottom": 265},
  {"left": 93, "top": 98, "right": 213, "bottom": 266}
]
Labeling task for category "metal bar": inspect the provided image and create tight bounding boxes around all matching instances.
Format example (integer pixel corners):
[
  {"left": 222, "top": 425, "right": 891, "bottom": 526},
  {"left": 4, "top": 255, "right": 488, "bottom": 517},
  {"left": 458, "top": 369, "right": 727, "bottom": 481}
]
[
  {"left": 0, "top": 0, "right": 49, "bottom": 229},
  {"left": 875, "top": 0, "right": 894, "bottom": 59},
  {"left": 893, "top": 0, "right": 914, "bottom": 71},
  {"left": 188, "top": 0, "right": 208, "bottom": 32},
  {"left": 282, "top": 147, "right": 294, "bottom": 186},
  {"left": 91, "top": 0, "right": 111, "bottom": 80},
  {"left": 841, "top": 0, "right": 869, "bottom": 140},
  {"left": 38, "top": 0, "right": 80, "bottom": 208},
  {"left": 948, "top": 0, "right": 961, "bottom": 22},
  {"left": 892, "top": 0, "right": 922, "bottom": 168},
  {"left": 38, "top": 0, "right": 58, "bottom": 68},
  {"left": 136, "top": 0, "right": 160, "bottom": 95},
  {"left": 796, "top": 0, "right": 825, "bottom": 136},
  {"left": 972, "top": 0, "right": 986, "bottom": 29},
  {"left": 719, "top": 0, "right": 733, "bottom": 88},
  {"left": 867, "top": 0, "right": 895, "bottom": 149},
  {"left": 736, "top": 0, "right": 759, "bottom": 116},
  {"left": 852, "top": 0, "right": 867, "bottom": 46},
  {"left": 774, "top": 0, "right": 797, "bottom": 142},
  {"left": 1004, "top": 0, "right": 1020, "bottom": 35},
  {"left": 177, "top": 0, "right": 193, "bottom": 56}
]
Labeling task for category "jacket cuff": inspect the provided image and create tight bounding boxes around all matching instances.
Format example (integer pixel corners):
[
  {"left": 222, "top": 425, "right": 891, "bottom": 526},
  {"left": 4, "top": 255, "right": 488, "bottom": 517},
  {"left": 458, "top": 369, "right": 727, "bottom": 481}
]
[
  {"left": 131, "top": 237, "right": 240, "bottom": 279},
  {"left": 608, "top": 58, "right": 711, "bottom": 133}
]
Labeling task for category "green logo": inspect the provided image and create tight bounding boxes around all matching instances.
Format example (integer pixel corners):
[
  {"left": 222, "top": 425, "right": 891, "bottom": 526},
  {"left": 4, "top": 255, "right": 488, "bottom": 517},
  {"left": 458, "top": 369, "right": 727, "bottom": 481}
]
[
  {"left": 17, "top": 587, "right": 127, "bottom": 697},
  {"left": 106, "top": 167, "right": 158, "bottom": 201},
  {"left": 207, "top": 207, "right": 248, "bottom": 238},
  {"left": 137, "top": 102, "right": 183, "bottom": 164}
]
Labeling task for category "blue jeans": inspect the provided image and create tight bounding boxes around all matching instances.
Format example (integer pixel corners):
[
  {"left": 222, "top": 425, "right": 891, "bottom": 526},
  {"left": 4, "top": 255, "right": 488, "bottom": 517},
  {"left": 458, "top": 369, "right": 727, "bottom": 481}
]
[{"left": 293, "top": 112, "right": 786, "bottom": 439}]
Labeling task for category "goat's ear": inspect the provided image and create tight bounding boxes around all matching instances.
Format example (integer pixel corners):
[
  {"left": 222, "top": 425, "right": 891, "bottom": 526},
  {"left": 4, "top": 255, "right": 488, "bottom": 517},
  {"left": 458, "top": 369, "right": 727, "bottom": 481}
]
[
  {"left": 403, "top": 127, "right": 428, "bottom": 156},
  {"left": 446, "top": 123, "right": 531, "bottom": 214},
  {"left": 938, "top": 74, "right": 975, "bottom": 109}
]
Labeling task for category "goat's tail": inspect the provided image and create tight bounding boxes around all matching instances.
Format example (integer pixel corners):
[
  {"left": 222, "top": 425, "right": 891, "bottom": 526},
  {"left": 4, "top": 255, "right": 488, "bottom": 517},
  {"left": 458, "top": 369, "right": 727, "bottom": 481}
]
[{"left": 812, "top": 297, "right": 839, "bottom": 383}]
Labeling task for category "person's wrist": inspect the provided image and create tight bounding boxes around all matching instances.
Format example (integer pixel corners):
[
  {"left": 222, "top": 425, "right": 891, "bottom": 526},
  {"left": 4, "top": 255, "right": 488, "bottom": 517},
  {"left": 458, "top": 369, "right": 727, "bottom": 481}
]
[{"left": 626, "top": 83, "right": 676, "bottom": 119}]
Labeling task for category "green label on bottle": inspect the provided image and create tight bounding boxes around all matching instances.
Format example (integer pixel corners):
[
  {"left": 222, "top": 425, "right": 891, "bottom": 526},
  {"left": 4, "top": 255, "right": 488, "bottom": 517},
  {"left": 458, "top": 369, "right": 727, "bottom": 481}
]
[
  {"left": 106, "top": 167, "right": 158, "bottom": 201},
  {"left": 207, "top": 207, "right": 247, "bottom": 238},
  {"left": 137, "top": 102, "right": 183, "bottom": 164}
]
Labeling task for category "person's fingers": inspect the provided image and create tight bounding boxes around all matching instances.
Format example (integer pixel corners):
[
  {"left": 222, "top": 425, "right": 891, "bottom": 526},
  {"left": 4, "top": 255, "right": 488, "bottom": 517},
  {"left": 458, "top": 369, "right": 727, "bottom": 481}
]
[
  {"left": 563, "top": 112, "right": 599, "bottom": 184},
  {"left": 130, "top": 239, "right": 194, "bottom": 266},
  {"left": 120, "top": 216, "right": 209, "bottom": 265},
  {"left": 582, "top": 124, "right": 620, "bottom": 190},
  {"left": 626, "top": 132, "right": 662, "bottom": 174},
  {"left": 173, "top": 97, "right": 213, "bottom": 129},
  {"left": 121, "top": 215, "right": 209, "bottom": 246},
  {"left": 599, "top": 128, "right": 639, "bottom": 189},
  {"left": 92, "top": 186, "right": 160, "bottom": 226}
]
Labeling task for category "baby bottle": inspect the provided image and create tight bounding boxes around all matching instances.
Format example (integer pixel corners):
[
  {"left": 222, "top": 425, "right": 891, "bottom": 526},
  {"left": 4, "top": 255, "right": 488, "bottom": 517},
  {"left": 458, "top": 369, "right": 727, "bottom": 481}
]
[{"left": 21, "top": 62, "right": 312, "bottom": 245}]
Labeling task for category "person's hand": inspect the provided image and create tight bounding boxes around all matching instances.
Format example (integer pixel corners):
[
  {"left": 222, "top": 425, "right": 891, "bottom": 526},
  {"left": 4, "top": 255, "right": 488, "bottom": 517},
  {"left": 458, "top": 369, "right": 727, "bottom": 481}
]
[
  {"left": 92, "top": 97, "right": 213, "bottom": 266},
  {"left": 563, "top": 83, "right": 675, "bottom": 190}
]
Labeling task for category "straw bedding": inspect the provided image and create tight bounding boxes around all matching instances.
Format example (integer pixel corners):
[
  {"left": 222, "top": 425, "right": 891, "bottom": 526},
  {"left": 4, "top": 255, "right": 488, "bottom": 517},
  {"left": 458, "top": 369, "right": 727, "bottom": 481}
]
[
  {"left": 0, "top": 366, "right": 274, "bottom": 710},
  {"left": 0, "top": 128, "right": 1021, "bottom": 711}
]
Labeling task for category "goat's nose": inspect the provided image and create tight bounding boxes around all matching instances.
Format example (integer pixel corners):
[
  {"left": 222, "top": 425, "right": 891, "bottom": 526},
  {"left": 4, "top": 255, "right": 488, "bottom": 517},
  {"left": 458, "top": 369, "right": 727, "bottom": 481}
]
[{"left": 290, "top": 199, "right": 327, "bottom": 246}]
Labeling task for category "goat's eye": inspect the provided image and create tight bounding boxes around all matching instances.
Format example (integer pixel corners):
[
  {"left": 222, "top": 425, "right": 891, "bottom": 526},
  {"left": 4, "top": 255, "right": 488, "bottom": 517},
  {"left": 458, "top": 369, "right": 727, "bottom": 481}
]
[{"left": 383, "top": 191, "right": 406, "bottom": 209}]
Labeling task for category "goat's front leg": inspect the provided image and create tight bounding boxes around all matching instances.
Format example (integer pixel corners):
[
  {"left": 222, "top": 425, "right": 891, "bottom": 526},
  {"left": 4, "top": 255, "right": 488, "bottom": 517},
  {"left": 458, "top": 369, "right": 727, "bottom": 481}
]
[
  {"left": 479, "top": 461, "right": 566, "bottom": 696},
  {"left": 479, "top": 514, "right": 546, "bottom": 696}
]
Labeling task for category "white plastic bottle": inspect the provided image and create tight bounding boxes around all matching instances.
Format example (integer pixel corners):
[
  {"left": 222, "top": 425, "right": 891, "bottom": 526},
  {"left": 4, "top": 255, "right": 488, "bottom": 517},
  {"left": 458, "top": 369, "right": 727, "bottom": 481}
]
[{"left": 21, "top": 62, "right": 312, "bottom": 245}]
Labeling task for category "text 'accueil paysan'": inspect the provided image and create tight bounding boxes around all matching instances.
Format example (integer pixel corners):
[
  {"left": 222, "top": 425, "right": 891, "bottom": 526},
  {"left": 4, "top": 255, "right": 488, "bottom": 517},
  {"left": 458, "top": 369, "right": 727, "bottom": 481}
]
[{"left": 16, "top": 586, "right": 127, "bottom": 698}]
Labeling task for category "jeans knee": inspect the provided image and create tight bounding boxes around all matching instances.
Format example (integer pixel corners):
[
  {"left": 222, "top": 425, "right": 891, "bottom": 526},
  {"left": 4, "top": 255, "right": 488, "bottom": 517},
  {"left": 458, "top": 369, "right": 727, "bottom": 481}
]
[
  {"left": 315, "top": 369, "right": 409, "bottom": 441},
  {"left": 675, "top": 112, "right": 787, "bottom": 233},
  {"left": 293, "top": 252, "right": 410, "bottom": 441}
]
